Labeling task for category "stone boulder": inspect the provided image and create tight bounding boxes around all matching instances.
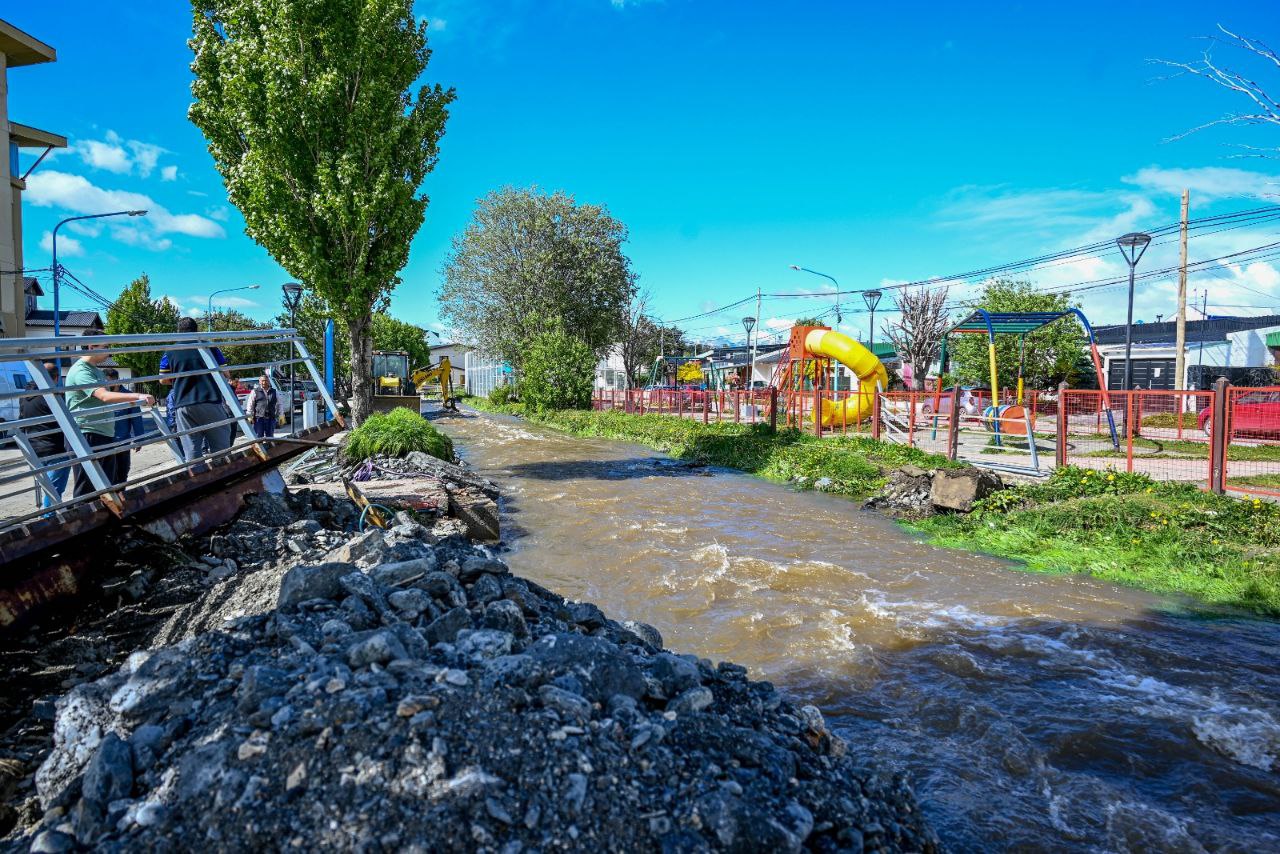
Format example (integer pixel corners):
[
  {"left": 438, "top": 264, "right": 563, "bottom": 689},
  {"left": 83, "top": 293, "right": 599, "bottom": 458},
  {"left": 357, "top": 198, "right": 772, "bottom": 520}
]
[{"left": 930, "top": 467, "right": 1003, "bottom": 512}]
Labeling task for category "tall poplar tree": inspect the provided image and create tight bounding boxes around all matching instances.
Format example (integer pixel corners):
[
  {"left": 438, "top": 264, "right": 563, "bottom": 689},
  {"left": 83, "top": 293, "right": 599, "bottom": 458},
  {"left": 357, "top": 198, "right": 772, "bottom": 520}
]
[{"left": 188, "top": 0, "right": 454, "bottom": 422}]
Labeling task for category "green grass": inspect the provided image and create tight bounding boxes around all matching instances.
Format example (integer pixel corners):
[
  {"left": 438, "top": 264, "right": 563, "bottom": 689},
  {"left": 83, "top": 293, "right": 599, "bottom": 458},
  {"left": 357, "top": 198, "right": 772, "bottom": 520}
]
[
  {"left": 462, "top": 394, "right": 958, "bottom": 496},
  {"left": 910, "top": 466, "right": 1280, "bottom": 615},
  {"left": 1227, "top": 473, "right": 1280, "bottom": 490},
  {"left": 1141, "top": 412, "right": 1200, "bottom": 429},
  {"left": 344, "top": 407, "right": 455, "bottom": 463},
  {"left": 1080, "top": 436, "right": 1280, "bottom": 462}
]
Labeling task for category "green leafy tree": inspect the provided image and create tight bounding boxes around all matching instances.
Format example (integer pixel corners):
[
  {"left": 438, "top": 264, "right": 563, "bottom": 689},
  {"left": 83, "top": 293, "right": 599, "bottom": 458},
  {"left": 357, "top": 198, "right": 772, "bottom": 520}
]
[
  {"left": 188, "top": 0, "right": 454, "bottom": 423},
  {"left": 949, "top": 279, "right": 1086, "bottom": 391},
  {"left": 104, "top": 274, "right": 180, "bottom": 395},
  {"left": 372, "top": 312, "right": 432, "bottom": 372},
  {"left": 520, "top": 326, "right": 597, "bottom": 412},
  {"left": 438, "top": 187, "right": 636, "bottom": 368},
  {"left": 206, "top": 308, "right": 281, "bottom": 377},
  {"left": 794, "top": 317, "right": 824, "bottom": 327}
]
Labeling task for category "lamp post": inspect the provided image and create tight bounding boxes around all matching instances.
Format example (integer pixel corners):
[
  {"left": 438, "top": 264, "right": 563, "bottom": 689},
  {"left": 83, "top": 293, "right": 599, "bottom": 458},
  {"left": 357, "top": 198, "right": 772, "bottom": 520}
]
[
  {"left": 862, "top": 290, "right": 883, "bottom": 354},
  {"left": 742, "top": 315, "right": 756, "bottom": 389},
  {"left": 51, "top": 210, "right": 147, "bottom": 366},
  {"left": 1116, "top": 231, "right": 1152, "bottom": 391},
  {"left": 791, "top": 265, "right": 842, "bottom": 389},
  {"left": 282, "top": 282, "right": 303, "bottom": 429},
  {"left": 206, "top": 284, "right": 261, "bottom": 330}
]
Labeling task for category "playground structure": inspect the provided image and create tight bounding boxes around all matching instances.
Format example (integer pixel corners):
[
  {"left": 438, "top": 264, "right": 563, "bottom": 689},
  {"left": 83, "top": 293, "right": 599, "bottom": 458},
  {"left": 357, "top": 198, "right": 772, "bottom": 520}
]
[
  {"left": 591, "top": 306, "right": 1280, "bottom": 493},
  {"left": 773, "top": 325, "right": 888, "bottom": 431}
]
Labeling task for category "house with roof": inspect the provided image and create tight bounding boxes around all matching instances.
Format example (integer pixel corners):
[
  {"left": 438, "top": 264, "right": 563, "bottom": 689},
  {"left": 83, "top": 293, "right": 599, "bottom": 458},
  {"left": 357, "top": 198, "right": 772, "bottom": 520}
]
[
  {"left": 1, "top": 19, "right": 66, "bottom": 338},
  {"left": 1093, "top": 314, "right": 1280, "bottom": 390},
  {"left": 25, "top": 308, "right": 104, "bottom": 338}
]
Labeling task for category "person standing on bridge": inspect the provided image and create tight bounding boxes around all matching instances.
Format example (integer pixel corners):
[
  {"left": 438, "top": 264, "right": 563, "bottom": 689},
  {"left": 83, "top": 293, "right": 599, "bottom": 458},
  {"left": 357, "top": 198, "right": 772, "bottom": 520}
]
[
  {"left": 104, "top": 368, "right": 150, "bottom": 483},
  {"left": 244, "top": 373, "right": 280, "bottom": 440},
  {"left": 19, "top": 361, "right": 70, "bottom": 507},
  {"left": 159, "top": 317, "right": 233, "bottom": 462},
  {"left": 66, "top": 331, "right": 156, "bottom": 497}
]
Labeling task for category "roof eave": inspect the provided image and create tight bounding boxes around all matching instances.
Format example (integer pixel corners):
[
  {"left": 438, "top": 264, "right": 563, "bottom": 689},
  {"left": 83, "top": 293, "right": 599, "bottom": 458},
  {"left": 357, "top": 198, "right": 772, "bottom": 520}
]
[{"left": 0, "top": 20, "right": 56, "bottom": 67}]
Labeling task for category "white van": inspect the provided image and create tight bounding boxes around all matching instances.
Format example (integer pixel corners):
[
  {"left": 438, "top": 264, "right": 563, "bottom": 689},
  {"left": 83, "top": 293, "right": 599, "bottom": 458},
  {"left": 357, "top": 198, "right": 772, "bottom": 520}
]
[{"left": 0, "top": 361, "right": 34, "bottom": 426}]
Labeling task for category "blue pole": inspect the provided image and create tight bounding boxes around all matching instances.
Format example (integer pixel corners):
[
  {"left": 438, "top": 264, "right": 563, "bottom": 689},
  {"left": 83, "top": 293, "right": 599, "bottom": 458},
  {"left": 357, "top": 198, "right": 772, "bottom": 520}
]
[{"left": 324, "top": 319, "right": 335, "bottom": 418}]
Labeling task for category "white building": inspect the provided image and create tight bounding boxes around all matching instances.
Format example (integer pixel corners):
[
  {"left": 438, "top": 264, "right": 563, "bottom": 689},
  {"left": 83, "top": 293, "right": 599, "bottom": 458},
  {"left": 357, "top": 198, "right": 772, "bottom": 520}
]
[
  {"left": 594, "top": 346, "right": 628, "bottom": 391},
  {"left": 428, "top": 340, "right": 472, "bottom": 388}
]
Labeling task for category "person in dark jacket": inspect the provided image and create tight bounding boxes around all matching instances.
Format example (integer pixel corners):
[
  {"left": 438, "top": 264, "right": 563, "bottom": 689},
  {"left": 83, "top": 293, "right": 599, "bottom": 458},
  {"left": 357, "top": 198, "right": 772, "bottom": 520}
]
[
  {"left": 104, "top": 369, "right": 150, "bottom": 483},
  {"left": 19, "top": 361, "right": 69, "bottom": 508},
  {"left": 159, "top": 317, "right": 232, "bottom": 461}
]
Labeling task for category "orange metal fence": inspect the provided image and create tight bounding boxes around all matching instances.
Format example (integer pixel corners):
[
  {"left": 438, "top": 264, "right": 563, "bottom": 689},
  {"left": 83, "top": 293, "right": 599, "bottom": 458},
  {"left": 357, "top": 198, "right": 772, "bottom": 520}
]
[
  {"left": 592, "top": 388, "right": 777, "bottom": 427},
  {"left": 1057, "top": 389, "right": 1214, "bottom": 488},
  {"left": 592, "top": 381, "right": 1280, "bottom": 497},
  {"left": 1223, "top": 386, "right": 1280, "bottom": 498}
]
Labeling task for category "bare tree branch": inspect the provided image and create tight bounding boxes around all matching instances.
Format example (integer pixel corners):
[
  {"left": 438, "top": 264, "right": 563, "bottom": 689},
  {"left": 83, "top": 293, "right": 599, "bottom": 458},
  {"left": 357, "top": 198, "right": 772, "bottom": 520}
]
[
  {"left": 1154, "top": 24, "right": 1280, "bottom": 157},
  {"left": 884, "top": 286, "right": 950, "bottom": 391}
]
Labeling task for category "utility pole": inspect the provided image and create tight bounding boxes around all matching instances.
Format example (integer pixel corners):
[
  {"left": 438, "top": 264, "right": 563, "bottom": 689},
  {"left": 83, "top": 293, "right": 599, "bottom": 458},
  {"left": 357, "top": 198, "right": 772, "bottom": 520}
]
[
  {"left": 1175, "top": 189, "right": 1189, "bottom": 392},
  {"left": 753, "top": 287, "right": 762, "bottom": 387}
]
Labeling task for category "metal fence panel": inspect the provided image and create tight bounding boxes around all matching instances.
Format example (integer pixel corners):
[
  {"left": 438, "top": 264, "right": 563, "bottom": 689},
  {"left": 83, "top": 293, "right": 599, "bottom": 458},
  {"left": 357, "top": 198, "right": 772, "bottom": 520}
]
[{"left": 1223, "top": 386, "right": 1280, "bottom": 498}]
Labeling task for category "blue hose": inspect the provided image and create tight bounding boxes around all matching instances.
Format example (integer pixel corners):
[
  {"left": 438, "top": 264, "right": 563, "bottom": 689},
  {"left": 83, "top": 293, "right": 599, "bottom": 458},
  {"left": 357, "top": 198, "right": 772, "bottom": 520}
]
[{"left": 358, "top": 503, "right": 395, "bottom": 532}]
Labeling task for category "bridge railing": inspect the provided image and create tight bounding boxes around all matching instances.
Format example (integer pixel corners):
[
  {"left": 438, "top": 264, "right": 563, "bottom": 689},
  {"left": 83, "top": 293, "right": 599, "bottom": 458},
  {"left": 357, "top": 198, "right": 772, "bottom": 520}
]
[{"left": 0, "top": 328, "right": 341, "bottom": 531}]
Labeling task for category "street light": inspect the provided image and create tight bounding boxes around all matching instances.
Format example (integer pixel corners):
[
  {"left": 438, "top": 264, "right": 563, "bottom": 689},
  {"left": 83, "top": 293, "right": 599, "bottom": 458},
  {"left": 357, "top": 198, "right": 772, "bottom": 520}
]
[
  {"left": 51, "top": 210, "right": 147, "bottom": 359},
  {"left": 862, "top": 289, "right": 883, "bottom": 353},
  {"left": 791, "top": 265, "right": 843, "bottom": 389},
  {"left": 1116, "top": 231, "right": 1152, "bottom": 391},
  {"left": 742, "top": 316, "right": 756, "bottom": 388},
  {"left": 206, "top": 284, "right": 261, "bottom": 330},
  {"left": 282, "top": 283, "right": 304, "bottom": 429}
]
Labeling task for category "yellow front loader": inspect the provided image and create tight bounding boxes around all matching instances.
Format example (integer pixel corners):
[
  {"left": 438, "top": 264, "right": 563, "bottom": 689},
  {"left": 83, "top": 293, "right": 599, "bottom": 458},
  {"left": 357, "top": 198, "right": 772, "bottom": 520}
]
[{"left": 411, "top": 357, "right": 458, "bottom": 411}]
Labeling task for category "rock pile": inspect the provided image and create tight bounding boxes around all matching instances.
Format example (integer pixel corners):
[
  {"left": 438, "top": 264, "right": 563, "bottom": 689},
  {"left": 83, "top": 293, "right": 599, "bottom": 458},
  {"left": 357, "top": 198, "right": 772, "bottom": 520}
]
[
  {"left": 289, "top": 450, "right": 500, "bottom": 543},
  {"left": 26, "top": 523, "right": 938, "bottom": 851},
  {"left": 866, "top": 465, "right": 1004, "bottom": 518}
]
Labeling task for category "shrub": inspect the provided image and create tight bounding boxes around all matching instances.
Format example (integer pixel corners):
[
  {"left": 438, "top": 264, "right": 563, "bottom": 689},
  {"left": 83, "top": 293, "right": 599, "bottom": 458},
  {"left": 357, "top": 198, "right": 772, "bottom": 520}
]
[
  {"left": 488, "top": 383, "right": 516, "bottom": 406},
  {"left": 344, "top": 407, "right": 454, "bottom": 463},
  {"left": 519, "top": 328, "right": 596, "bottom": 412}
]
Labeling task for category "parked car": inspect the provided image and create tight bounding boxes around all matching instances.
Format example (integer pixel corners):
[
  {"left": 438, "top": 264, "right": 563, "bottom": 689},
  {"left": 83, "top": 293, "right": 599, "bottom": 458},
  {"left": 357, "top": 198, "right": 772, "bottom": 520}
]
[
  {"left": 1200, "top": 389, "right": 1280, "bottom": 439},
  {"left": 918, "top": 386, "right": 982, "bottom": 417}
]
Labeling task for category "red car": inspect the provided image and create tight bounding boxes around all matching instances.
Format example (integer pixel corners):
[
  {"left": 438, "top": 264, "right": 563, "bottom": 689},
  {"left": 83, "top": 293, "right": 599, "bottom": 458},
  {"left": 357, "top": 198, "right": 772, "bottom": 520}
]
[{"left": 1200, "top": 390, "right": 1280, "bottom": 439}]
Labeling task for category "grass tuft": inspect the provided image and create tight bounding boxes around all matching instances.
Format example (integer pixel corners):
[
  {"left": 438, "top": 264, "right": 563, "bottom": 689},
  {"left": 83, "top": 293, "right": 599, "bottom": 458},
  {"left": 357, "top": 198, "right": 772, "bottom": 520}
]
[{"left": 344, "top": 407, "right": 454, "bottom": 463}]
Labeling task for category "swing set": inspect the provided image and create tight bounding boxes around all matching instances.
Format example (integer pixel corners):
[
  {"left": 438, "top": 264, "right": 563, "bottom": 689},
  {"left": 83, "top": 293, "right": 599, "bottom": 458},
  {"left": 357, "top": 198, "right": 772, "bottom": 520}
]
[{"left": 937, "top": 309, "right": 1119, "bottom": 449}]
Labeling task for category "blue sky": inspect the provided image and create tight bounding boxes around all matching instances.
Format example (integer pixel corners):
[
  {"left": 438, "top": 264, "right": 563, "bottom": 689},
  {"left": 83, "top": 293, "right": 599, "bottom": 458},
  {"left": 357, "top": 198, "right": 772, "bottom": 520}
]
[{"left": 7, "top": 0, "right": 1280, "bottom": 347}]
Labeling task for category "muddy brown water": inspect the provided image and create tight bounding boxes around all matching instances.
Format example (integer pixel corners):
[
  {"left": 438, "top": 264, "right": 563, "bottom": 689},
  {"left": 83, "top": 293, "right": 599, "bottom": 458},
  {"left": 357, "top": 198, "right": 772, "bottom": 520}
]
[{"left": 437, "top": 409, "right": 1280, "bottom": 851}]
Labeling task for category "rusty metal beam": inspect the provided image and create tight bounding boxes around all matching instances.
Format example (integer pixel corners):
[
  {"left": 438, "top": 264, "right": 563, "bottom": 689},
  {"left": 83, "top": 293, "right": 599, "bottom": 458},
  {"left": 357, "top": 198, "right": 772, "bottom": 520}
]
[{"left": 0, "top": 422, "right": 339, "bottom": 632}]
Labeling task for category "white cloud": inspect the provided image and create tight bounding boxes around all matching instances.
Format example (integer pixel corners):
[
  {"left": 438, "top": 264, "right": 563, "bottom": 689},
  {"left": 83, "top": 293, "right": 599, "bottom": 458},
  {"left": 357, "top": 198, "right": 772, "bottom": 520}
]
[
  {"left": 206, "top": 206, "right": 231, "bottom": 222},
  {"left": 77, "top": 137, "right": 131, "bottom": 174},
  {"left": 25, "top": 170, "right": 225, "bottom": 243},
  {"left": 68, "top": 131, "right": 174, "bottom": 180},
  {"left": 38, "top": 230, "right": 83, "bottom": 257},
  {"left": 1123, "top": 166, "right": 1280, "bottom": 202},
  {"left": 127, "top": 141, "right": 166, "bottom": 178},
  {"left": 763, "top": 317, "right": 794, "bottom": 330},
  {"left": 110, "top": 225, "right": 173, "bottom": 252}
]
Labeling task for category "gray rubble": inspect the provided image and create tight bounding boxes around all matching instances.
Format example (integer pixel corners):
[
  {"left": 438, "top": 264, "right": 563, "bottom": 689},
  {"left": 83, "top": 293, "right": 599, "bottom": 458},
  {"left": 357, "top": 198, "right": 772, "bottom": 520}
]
[{"left": 16, "top": 501, "right": 937, "bottom": 852}]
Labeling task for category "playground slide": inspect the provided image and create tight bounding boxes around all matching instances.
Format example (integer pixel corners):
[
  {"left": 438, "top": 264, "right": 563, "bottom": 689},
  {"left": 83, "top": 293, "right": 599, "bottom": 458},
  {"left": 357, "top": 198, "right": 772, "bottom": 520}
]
[{"left": 804, "top": 328, "right": 889, "bottom": 425}]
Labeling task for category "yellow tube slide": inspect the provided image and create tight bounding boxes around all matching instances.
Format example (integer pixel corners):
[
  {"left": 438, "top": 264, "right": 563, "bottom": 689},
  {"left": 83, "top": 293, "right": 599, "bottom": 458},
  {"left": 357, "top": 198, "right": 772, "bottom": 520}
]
[{"left": 804, "top": 328, "right": 889, "bottom": 425}]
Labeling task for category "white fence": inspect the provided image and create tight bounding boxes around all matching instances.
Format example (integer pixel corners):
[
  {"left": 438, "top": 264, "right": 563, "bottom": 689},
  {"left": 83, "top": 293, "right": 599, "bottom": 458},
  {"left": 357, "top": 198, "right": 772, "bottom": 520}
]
[{"left": 464, "top": 351, "right": 513, "bottom": 399}]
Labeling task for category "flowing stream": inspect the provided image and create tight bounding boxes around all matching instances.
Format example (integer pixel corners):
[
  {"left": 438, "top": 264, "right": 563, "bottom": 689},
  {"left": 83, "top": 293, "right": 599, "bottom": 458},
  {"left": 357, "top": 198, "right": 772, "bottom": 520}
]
[{"left": 437, "top": 409, "right": 1280, "bottom": 851}]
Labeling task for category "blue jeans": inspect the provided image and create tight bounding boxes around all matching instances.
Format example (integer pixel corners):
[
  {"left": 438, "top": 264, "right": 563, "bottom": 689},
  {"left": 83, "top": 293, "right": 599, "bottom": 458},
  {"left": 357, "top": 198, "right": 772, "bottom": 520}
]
[
  {"left": 253, "top": 417, "right": 275, "bottom": 439},
  {"left": 42, "top": 463, "right": 70, "bottom": 508}
]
